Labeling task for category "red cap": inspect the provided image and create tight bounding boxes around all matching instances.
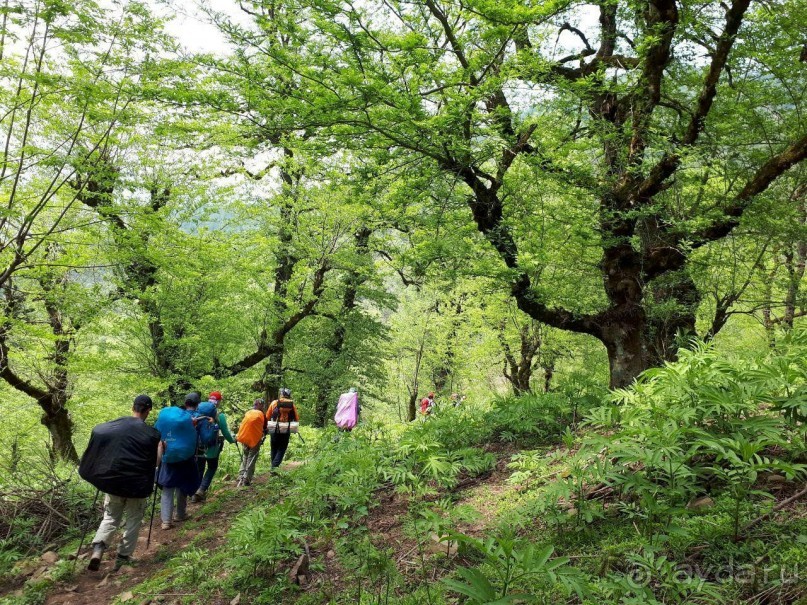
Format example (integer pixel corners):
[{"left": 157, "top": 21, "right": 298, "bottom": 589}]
[
  {"left": 209, "top": 391, "right": 222, "bottom": 402},
  {"left": 428, "top": 392, "right": 435, "bottom": 398}
]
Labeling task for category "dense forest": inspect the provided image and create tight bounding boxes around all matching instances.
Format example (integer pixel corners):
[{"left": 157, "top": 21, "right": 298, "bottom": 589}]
[{"left": 0, "top": 0, "right": 805, "bottom": 603}]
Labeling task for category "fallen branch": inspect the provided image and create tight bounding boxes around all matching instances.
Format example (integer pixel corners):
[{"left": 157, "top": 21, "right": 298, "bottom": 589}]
[{"left": 743, "top": 483, "right": 807, "bottom": 533}]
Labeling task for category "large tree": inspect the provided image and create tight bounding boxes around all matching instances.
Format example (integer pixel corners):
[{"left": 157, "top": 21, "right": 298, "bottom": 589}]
[
  {"left": 233, "top": 0, "right": 806, "bottom": 387},
  {"left": 0, "top": 0, "right": 169, "bottom": 459}
]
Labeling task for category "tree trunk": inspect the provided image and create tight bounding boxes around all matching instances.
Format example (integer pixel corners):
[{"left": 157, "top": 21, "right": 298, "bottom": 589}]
[
  {"left": 407, "top": 391, "right": 418, "bottom": 422},
  {"left": 41, "top": 403, "right": 79, "bottom": 464},
  {"left": 432, "top": 295, "right": 464, "bottom": 394},
  {"left": 601, "top": 320, "right": 650, "bottom": 390},
  {"left": 500, "top": 320, "right": 542, "bottom": 395},
  {"left": 261, "top": 348, "right": 284, "bottom": 404},
  {"left": 543, "top": 363, "right": 554, "bottom": 393},
  {"left": 313, "top": 227, "right": 371, "bottom": 427}
]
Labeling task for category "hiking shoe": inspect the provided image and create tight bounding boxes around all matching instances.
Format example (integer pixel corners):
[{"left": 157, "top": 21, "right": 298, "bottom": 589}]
[
  {"left": 161, "top": 522, "right": 173, "bottom": 530},
  {"left": 87, "top": 543, "right": 104, "bottom": 571},
  {"left": 113, "top": 555, "right": 133, "bottom": 571},
  {"left": 189, "top": 490, "right": 206, "bottom": 503},
  {"left": 174, "top": 514, "right": 188, "bottom": 522}
]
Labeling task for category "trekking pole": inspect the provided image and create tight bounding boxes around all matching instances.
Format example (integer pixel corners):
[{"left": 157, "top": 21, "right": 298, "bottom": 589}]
[
  {"left": 73, "top": 488, "right": 100, "bottom": 572},
  {"left": 296, "top": 432, "right": 306, "bottom": 445},
  {"left": 147, "top": 465, "right": 161, "bottom": 549}
]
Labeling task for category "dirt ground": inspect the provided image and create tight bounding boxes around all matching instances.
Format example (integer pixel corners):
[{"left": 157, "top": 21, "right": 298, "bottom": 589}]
[{"left": 43, "top": 461, "right": 303, "bottom": 605}]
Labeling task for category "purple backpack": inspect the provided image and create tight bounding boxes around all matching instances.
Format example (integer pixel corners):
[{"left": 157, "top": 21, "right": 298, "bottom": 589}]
[{"left": 334, "top": 392, "right": 359, "bottom": 429}]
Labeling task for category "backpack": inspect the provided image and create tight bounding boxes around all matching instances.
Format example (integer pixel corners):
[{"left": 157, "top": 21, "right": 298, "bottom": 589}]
[
  {"left": 196, "top": 401, "right": 220, "bottom": 449},
  {"left": 270, "top": 399, "right": 295, "bottom": 422},
  {"left": 267, "top": 398, "right": 298, "bottom": 433},
  {"left": 79, "top": 417, "right": 160, "bottom": 498},
  {"left": 334, "top": 392, "right": 358, "bottom": 429},
  {"left": 155, "top": 406, "right": 197, "bottom": 463},
  {"left": 236, "top": 409, "right": 266, "bottom": 449}
]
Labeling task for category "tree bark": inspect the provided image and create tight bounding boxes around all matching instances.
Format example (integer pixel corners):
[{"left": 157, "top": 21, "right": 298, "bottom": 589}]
[
  {"left": 600, "top": 320, "right": 649, "bottom": 390},
  {"left": 501, "top": 321, "right": 542, "bottom": 395},
  {"left": 407, "top": 390, "right": 418, "bottom": 422},
  {"left": 40, "top": 403, "right": 79, "bottom": 464}
]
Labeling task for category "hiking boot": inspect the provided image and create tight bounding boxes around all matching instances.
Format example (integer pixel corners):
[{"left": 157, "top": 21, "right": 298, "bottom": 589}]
[
  {"left": 87, "top": 542, "right": 105, "bottom": 571},
  {"left": 161, "top": 522, "right": 173, "bottom": 530},
  {"left": 189, "top": 489, "right": 206, "bottom": 503},
  {"left": 113, "top": 554, "right": 133, "bottom": 571},
  {"left": 174, "top": 514, "right": 188, "bottom": 522}
]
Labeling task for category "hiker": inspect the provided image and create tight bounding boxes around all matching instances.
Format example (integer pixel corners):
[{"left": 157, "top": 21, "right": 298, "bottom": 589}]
[
  {"left": 191, "top": 390, "right": 235, "bottom": 502},
  {"left": 420, "top": 392, "right": 435, "bottom": 416},
  {"left": 236, "top": 398, "right": 268, "bottom": 487},
  {"left": 334, "top": 387, "right": 360, "bottom": 432},
  {"left": 451, "top": 393, "right": 466, "bottom": 407},
  {"left": 79, "top": 394, "right": 161, "bottom": 572},
  {"left": 155, "top": 393, "right": 202, "bottom": 530},
  {"left": 266, "top": 387, "right": 299, "bottom": 469}
]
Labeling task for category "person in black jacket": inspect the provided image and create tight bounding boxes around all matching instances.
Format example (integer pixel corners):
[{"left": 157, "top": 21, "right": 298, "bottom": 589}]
[{"left": 81, "top": 395, "right": 161, "bottom": 571}]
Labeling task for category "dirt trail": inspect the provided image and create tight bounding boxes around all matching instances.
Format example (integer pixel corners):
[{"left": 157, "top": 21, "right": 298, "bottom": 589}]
[
  {"left": 44, "top": 461, "right": 303, "bottom": 605},
  {"left": 303, "top": 445, "right": 519, "bottom": 592}
]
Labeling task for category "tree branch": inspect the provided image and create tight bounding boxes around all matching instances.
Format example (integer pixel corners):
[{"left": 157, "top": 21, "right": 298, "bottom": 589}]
[{"left": 691, "top": 134, "right": 807, "bottom": 248}]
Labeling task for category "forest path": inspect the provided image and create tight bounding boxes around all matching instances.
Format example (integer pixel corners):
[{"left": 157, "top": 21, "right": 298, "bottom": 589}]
[
  {"left": 303, "top": 444, "right": 522, "bottom": 594},
  {"left": 45, "top": 461, "right": 304, "bottom": 605}
]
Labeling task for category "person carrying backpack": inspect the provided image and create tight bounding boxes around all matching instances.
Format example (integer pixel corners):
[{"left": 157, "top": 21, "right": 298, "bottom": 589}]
[
  {"left": 334, "top": 387, "right": 360, "bottom": 432},
  {"left": 266, "top": 388, "right": 299, "bottom": 469},
  {"left": 155, "top": 392, "right": 202, "bottom": 530},
  {"left": 190, "top": 390, "right": 235, "bottom": 502},
  {"left": 420, "top": 392, "right": 435, "bottom": 416},
  {"left": 80, "top": 395, "right": 161, "bottom": 572},
  {"left": 235, "top": 398, "right": 267, "bottom": 487}
]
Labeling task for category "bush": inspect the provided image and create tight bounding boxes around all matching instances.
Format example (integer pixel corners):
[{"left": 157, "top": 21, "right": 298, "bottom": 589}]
[
  {"left": 0, "top": 457, "right": 96, "bottom": 578},
  {"left": 491, "top": 390, "right": 603, "bottom": 445},
  {"left": 571, "top": 334, "right": 807, "bottom": 538}
]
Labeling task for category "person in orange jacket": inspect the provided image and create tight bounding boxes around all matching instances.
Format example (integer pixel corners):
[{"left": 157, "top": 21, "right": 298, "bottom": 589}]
[
  {"left": 266, "top": 388, "right": 299, "bottom": 469},
  {"left": 235, "top": 398, "right": 267, "bottom": 487}
]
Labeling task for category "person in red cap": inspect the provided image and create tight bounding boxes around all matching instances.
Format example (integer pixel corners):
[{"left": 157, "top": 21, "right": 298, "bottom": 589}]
[
  {"left": 190, "top": 390, "right": 235, "bottom": 502},
  {"left": 420, "top": 392, "right": 436, "bottom": 416}
]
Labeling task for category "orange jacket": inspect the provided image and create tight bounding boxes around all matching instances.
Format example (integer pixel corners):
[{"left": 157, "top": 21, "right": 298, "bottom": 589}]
[
  {"left": 266, "top": 398, "right": 299, "bottom": 424},
  {"left": 236, "top": 409, "right": 266, "bottom": 449}
]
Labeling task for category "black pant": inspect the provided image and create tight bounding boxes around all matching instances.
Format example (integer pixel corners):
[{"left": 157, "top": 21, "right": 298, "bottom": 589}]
[
  {"left": 270, "top": 433, "right": 290, "bottom": 468},
  {"left": 197, "top": 456, "right": 219, "bottom": 491}
]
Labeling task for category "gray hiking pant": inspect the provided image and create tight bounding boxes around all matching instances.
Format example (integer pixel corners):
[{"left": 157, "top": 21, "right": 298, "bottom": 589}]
[
  {"left": 238, "top": 443, "right": 262, "bottom": 485},
  {"left": 92, "top": 494, "right": 148, "bottom": 557},
  {"left": 160, "top": 487, "right": 187, "bottom": 523}
]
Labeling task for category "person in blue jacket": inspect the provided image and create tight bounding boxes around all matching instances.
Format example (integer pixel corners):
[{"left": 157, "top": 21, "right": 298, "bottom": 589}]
[{"left": 155, "top": 393, "right": 202, "bottom": 529}]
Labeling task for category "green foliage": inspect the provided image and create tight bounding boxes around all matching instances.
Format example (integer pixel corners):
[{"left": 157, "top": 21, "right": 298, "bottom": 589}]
[
  {"left": 492, "top": 391, "right": 603, "bottom": 445},
  {"left": 568, "top": 337, "right": 807, "bottom": 537},
  {"left": 442, "top": 532, "right": 583, "bottom": 604},
  {"left": 597, "top": 549, "right": 724, "bottom": 605},
  {"left": 228, "top": 502, "right": 304, "bottom": 579},
  {"left": 292, "top": 427, "right": 388, "bottom": 522}
]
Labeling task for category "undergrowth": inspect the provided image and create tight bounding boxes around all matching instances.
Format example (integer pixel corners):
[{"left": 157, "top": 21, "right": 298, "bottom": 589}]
[{"left": 5, "top": 332, "right": 807, "bottom": 604}]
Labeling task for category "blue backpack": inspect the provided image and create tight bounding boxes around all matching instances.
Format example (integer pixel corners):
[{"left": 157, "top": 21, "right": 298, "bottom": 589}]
[
  {"left": 155, "top": 407, "right": 197, "bottom": 463},
  {"left": 196, "top": 401, "right": 220, "bottom": 449}
]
